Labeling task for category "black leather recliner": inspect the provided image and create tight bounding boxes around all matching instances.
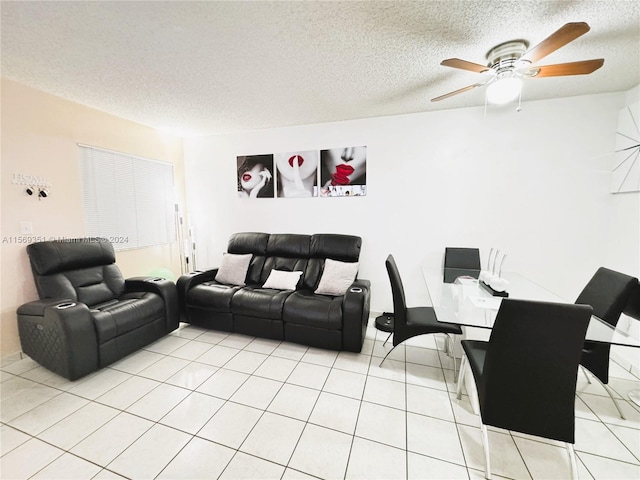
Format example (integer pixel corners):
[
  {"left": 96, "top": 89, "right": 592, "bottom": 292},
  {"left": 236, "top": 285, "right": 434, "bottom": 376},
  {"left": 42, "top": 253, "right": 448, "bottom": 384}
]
[{"left": 17, "top": 238, "right": 179, "bottom": 380}]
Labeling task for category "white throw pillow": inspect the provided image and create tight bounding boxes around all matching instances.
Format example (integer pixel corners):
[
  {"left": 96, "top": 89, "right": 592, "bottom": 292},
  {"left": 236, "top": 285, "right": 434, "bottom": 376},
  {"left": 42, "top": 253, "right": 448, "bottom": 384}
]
[
  {"left": 314, "top": 259, "right": 359, "bottom": 296},
  {"left": 262, "top": 269, "right": 303, "bottom": 290},
  {"left": 214, "top": 253, "right": 252, "bottom": 286}
]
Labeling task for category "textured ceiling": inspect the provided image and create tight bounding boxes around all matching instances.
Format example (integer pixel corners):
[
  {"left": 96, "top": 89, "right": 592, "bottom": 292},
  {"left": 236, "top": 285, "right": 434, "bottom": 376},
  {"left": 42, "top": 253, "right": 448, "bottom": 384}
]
[{"left": 2, "top": 1, "right": 639, "bottom": 136}]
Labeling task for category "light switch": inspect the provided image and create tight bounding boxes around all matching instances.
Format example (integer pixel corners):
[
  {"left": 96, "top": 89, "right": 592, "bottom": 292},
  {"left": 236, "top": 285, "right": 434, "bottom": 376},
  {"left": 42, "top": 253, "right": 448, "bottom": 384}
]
[{"left": 20, "top": 221, "right": 33, "bottom": 234}]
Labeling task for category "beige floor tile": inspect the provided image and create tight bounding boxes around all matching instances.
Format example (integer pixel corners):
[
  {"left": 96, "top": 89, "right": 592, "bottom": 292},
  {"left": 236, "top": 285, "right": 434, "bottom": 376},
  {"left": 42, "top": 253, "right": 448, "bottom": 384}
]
[
  {"left": 107, "top": 424, "right": 191, "bottom": 479},
  {"left": 157, "top": 436, "right": 235, "bottom": 479},
  {"left": 289, "top": 424, "right": 352, "bottom": 479},
  {"left": 219, "top": 451, "right": 285, "bottom": 480}
]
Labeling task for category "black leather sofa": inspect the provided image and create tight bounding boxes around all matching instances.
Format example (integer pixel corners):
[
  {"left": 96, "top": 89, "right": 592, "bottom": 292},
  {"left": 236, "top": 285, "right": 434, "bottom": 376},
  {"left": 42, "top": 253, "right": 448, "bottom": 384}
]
[
  {"left": 17, "top": 238, "right": 179, "bottom": 380},
  {"left": 177, "top": 232, "right": 370, "bottom": 352}
]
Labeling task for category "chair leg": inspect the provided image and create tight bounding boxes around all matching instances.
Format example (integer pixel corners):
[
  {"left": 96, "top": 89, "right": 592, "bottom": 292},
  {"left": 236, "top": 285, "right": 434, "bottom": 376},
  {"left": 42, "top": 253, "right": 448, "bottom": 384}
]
[
  {"left": 456, "top": 354, "right": 467, "bottom": 400},
  {"left": 466, "top": 365, "right": 481, "bottom": 416},
  {"left": 444, "top": 334, "right": 458, "bottom": 380},
  {"left": 581, "top": 366, "right": 592, "bottom": 384},
  {"left": 566, "top": 443, "right": 579, "bottom": 480},
  {"left": 383, "top": 332, "right": 392, "bottom": 346},
  {"left": 379, "top": 344, "right": 399, "bottom": 367},
  {"left": 584, "top": 370, "right": 626, "bottom": 419},
  {"left": 480, "top": 423, "right": 492, "bottom": 480},
  {"left": 602, "top": 383, "right": 626, "bottom": 420}
]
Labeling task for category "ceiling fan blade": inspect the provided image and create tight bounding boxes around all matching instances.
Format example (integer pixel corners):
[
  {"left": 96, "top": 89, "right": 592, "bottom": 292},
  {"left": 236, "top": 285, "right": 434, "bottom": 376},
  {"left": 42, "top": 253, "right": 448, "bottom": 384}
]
[
  {"left": 524, "top": 59, "right": 604, "bottom": 78},
  {"left": 441, "top": 58, "right": 492, "bottom": 74},
  {"left": 431, "top": 83, "right": 485, "bottom": 102},
  {"left": 520, "top": 22, "right": 591, "bottom": 64}
]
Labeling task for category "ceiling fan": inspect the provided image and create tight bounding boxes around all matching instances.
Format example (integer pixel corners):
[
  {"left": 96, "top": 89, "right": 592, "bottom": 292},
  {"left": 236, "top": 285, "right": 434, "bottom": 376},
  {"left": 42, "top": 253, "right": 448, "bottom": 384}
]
[{"left": 431, "top": 22, "right": 604, "bottom": 104}]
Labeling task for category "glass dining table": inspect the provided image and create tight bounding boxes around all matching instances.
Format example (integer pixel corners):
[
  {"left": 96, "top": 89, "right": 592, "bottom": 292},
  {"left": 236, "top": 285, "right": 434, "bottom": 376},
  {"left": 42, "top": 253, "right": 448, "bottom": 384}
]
[
  {"left": 424, "top": 266, "right": 640, "bottom": 408},
  {"left": 422, "top": 267, "right": 640, "bottom": 348}
]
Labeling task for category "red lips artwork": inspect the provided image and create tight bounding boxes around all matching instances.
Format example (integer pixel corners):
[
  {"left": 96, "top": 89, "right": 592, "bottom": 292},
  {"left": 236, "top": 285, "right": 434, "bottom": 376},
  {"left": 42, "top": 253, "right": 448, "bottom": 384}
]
[{"left": 330, "top": 164, "right": 355, "bottom": 186}]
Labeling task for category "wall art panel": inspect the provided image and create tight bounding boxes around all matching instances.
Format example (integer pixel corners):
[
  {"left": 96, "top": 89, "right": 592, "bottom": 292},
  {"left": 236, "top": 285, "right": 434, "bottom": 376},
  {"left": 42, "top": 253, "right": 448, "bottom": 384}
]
[
  {"left": 320, "top": 146, "right": 367, "bottom": 197},
  {"left": 237, "top": 154, "right": 275, "bottom": 198}
]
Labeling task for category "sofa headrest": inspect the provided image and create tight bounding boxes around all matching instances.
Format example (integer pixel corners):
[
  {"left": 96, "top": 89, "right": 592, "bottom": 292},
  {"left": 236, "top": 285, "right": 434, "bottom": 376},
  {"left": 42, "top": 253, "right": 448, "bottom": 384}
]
[
  {"left": 227, "top": 232, "right": 362, "bottom": 263},
  {"left": 27, "top": 238, "right": 116, "bottom": 275},
  {"left": 228, "top": 232, "right": 269, "bottom": 255},
  {"left": 311, "top": 234, "right": 361, "bottom": 262},
  {"left": 266, "top": 234, "right": 311, "bottom": 257}
]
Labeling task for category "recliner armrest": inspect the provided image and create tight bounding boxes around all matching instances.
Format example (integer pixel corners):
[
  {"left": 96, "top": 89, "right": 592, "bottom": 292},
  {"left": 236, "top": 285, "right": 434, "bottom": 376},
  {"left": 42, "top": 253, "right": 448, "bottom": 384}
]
[
  {"left": 17, "top": 298, "right": 75, "bottom": 316},
  {"left": 342, "top": 278, "right": 371, "bottom": 352},
  {"left": 125, "top": 277, "right": 179, "bottom": 332},
  {"left": 176, "top": 269, "right": 219, "bottom": 322},
  {"left": 17, "top": 299, "right": 98, "bottom": 380}
]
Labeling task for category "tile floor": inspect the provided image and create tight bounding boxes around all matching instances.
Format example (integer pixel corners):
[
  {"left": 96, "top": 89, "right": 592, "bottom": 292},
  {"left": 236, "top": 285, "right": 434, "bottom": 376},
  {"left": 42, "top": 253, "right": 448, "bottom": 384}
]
[{"left": 1, "top": 319, "right": 639, "bottom": 480}]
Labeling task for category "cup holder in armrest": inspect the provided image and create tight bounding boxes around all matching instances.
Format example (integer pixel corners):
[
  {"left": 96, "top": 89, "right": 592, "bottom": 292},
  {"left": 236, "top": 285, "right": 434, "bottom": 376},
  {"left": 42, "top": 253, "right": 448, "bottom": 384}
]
[
  {"left": 56, "top": 302, "right": 76, "bottom": 310},
  {"left": 349, "top": 287, "right": 363, "bottom": 293}
]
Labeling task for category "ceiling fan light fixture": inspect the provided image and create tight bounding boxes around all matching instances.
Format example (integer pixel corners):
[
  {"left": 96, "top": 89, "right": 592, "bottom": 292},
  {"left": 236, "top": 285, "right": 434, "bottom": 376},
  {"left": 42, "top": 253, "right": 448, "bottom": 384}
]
[
  {"left": 432, "top": 23, "right": 602, "bottom": 106},
  {"left": 486, "top": 74, "right": 522, "bottom": 105}
]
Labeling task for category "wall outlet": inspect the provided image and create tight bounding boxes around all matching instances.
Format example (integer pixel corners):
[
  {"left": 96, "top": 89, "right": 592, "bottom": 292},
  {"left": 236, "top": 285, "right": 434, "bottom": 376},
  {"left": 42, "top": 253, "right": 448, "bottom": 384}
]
[{"left": 20, "top": 221, "right": 33, "bottom": 234}]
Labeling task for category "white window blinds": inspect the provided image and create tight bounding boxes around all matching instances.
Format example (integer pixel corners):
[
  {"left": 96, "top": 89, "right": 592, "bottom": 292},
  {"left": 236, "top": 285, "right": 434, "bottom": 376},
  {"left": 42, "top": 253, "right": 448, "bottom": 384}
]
[{"left": 79, "top": 145, "right": 176, "bottom": 251}]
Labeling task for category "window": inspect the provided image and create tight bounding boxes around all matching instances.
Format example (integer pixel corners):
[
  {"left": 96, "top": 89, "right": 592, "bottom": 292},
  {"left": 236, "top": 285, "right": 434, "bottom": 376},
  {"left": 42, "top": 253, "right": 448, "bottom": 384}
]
[{"left": 79, "top": 145, "right": 176, "bottom": 251}]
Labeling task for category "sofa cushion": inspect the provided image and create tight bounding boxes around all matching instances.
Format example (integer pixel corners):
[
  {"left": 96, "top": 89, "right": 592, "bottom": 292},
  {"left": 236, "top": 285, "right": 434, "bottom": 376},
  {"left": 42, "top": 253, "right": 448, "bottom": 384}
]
[
  {"left": 215, "top": 253, "right": 252, "bottom": 286},
  {"left": 261, "top": 234, "right": 311, "bottom": 284},
  {"left": 228, "top": 232, "right": 269, "bottom": 285},
  {"left": 36, "top": 265, "right": 126, "bottom": 306},
  {"left": 302, "top": 234, "right": 362, "bottom": 290},
  {"left": 91, "top": 292, "right": 165, "bottom": 344},
  {"left": 314, "top": 259, "right": 359, "bottom": 296},
  {"left": 283, "top": 291, "right": 344, "bottom": 329},
  {"left": 27, "top": 238, "right": 126, "bottom": 306},
  {"left": 262, "top": 270, "right": 303, "bottom": 290},
  {"left": 187, "top": 282, "right": 241, "bottom": 312},
  {"left": 231, "top": 287, "right": 293, "bottom": 319}
]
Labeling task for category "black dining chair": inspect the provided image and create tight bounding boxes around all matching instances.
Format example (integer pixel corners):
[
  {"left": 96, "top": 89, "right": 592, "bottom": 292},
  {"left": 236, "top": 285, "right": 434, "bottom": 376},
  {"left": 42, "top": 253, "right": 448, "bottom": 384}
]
[
  {"left": 380, "top": 255, "right": 462, "bottom": 368},
  {"left": 622, "top": 281, "right": 640, "bottom": 405},
  {"left": 456, "top": 298, "right": 592, "bottom": 480},
  {"left": 576, "top": 267, "right": 637, "bottom": 419},
  {"left": 623, "top": 280, "right": 640, "bottom": 320},
  {"left": 444, "top": 247, "right": 481, "bottom": 283}
]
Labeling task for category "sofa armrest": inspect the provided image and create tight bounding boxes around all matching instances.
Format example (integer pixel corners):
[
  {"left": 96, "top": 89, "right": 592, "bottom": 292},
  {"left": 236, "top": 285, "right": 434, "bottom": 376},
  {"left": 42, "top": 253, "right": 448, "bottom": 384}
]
[
  {"left": 176, "top": 269, "right": 219, "bottom": 323},
  {"left": 17, "top": 299, "right": 98, "bottom": 380},
  {"left": 125, "top": 277, "right": 180, "bottom": 332},
  {"left": 342, "top": 279, "right": 371, "bottom": 352}
]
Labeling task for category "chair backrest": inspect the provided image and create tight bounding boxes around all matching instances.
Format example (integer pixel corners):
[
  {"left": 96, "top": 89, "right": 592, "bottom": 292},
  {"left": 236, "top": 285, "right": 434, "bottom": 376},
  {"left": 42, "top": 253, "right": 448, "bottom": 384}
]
[
  {"left": 385, "top": 255, "right": 407, "bottom": 325},
  {"left": 576, "top": 267, "right": 638, "bottom": 327},
  {"left": 444, "top": 247, "right": 481, "bottom": 270},
  {"left": 623, "top": 281, "right": 640, "bottom": 321},
  {"left": 480, "top": 298, "right": 592, "bottom": 444},
  {"left": 27, "top": 238, "right": 125, "bottom": 306},
  {"left": 444, "top": 247, "right": 481, "bottom": 282}
]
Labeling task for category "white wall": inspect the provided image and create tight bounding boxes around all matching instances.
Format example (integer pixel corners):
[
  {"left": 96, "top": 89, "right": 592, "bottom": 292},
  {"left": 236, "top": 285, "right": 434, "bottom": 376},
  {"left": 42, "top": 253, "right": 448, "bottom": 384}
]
[
  {"left": 607, "top": 85, "right": 640, "bottom": 373},
  {"left": 1, "top": 79, "right": 186, "bottom": 357},
  {"left": 184, "top": 91, "right": 638, "bottom": 315}
]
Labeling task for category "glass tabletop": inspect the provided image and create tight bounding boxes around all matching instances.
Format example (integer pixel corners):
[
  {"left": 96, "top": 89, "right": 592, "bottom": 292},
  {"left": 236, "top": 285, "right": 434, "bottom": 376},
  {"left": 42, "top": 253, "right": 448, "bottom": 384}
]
[{"left": 423, "top": 267, "right": 640, "bottom": 348}]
